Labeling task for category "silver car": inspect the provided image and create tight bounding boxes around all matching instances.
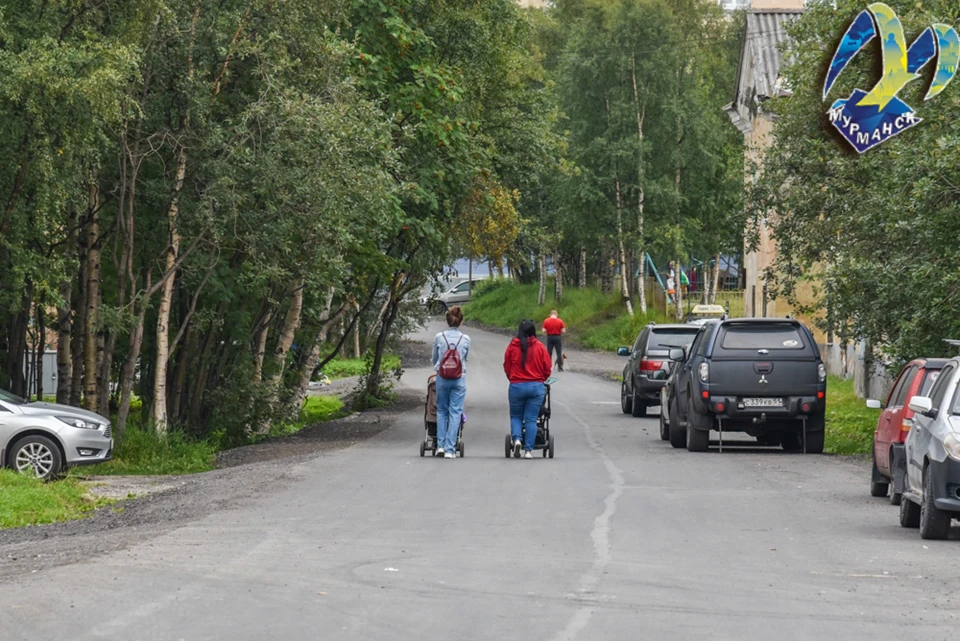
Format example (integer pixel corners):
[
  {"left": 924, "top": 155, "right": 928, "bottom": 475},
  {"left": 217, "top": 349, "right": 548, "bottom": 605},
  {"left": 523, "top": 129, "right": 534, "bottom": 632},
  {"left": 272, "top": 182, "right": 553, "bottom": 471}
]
[
  {"left": 899, "top": 358, "right": 960, "bottom": 538},
  {"left": 0, "top": 388, "right": 113, "bottom": 480}
]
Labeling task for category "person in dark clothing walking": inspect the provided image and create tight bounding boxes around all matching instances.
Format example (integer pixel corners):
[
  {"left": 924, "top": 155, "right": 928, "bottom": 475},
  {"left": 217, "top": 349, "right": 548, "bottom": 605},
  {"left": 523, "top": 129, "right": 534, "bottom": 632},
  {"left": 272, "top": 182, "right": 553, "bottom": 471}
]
[{"left": 542, "top": 309, "right": 566, "bottom": 372}]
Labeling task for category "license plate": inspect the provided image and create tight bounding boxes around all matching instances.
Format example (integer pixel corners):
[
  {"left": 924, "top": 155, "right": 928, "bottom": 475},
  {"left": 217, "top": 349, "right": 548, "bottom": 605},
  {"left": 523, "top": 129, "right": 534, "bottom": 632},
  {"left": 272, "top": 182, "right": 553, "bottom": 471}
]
[{"left": 743, "top": 397, "right": 783, "bottom": 407}]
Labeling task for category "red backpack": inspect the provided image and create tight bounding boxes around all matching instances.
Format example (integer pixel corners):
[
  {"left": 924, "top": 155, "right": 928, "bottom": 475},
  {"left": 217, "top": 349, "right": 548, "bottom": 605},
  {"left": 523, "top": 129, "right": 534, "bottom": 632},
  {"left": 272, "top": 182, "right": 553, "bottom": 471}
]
[{"left": 438, "top": 334, "right": 464, "bottom": 379}]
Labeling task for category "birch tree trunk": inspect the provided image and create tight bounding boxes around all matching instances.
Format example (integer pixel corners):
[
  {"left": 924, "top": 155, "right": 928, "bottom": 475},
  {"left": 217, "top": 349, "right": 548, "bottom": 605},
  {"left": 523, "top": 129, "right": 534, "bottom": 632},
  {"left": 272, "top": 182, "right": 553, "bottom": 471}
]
[
  {"left": 287, "top": 293, "right": 349, "bottom": 418},
  {"left": 56, "top": 205, "right": 76, "bottom": 405},
  {"left": 353, "top": 300, "right": 361, "bottom": 358},
  {"left": 537, "top": 254, "right": 546, "bottom": 306},
  {"left": 631, "top": 53, "right": 648, "bottom": 315},
  {"left": 117, "top": 300, "right": 146, "bottom": 434},
  {"left": 710, "top": 253, "right": 721, "bottom": 304},
  {"left": 268, "top": 278, "right": 304, "bottom": 389},
  {"left": 615, "top": 176, "right": 635, "bottom": 317},
  {"left": 83, "top": 182, "right": 101, "bottom": 412},
  {"left": 554, "top": 257, "right": 563, "bottom": 304},
  {"left": 252, "top": 309, "right": 273, "bottom": 383},
  {"left": 579, "top": 247, "right": 587, "bottom": 288},
  {"left": 151, "top": 145, "right": 186, "bottom": 432}
]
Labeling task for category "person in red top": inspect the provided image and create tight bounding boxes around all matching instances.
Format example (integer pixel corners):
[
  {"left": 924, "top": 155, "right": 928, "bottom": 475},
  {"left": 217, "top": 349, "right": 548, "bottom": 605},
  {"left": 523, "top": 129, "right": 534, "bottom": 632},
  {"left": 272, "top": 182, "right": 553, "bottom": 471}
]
[
  {"left": 503, "top": 319, "right": 552, "bottom": 458},
  {"left": 542, "top": 309, "right": 566, "bottom": 372}
]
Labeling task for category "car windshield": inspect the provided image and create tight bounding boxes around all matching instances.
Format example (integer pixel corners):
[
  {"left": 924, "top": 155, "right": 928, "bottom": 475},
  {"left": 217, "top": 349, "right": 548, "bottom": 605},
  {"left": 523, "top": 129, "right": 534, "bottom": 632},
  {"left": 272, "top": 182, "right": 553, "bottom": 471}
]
[
  {"left": 720, "top": 325, "right": 805, "bottom": 350},
  {"left": 0, "top": 388, "right": 25, "bottom": 404},
  {"left": 649, "top": 328, "right": 699, "bottom": 350}
]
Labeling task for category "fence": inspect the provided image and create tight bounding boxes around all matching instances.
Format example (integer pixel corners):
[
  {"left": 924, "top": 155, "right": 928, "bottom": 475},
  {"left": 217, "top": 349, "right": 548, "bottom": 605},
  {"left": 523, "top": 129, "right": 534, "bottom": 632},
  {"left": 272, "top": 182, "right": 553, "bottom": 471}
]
[{"left": 644, "top": 280, "right": 746, "bottom": 319}]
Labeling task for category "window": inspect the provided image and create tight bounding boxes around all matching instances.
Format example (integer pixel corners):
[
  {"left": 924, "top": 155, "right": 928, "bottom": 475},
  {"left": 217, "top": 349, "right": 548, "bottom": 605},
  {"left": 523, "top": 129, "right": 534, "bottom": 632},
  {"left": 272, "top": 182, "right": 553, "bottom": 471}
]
[
  {"left": 919, "top": 368, "right": 942, "bottom": 397},
  {"left": 0, "top": 388, "right": 24, "bottom": 404},
  {"left": 720, "top": 324, "right": 806, "bottom": 350},
  {"left": 887, "top": 366, "right": 916, "bottom": 408},
  {"left": 632, "top": 329, "right": 648, "bottom": 354},
  {"left": 452, "top": 281, "right": 470, "bottom": 293},
  {"left": 929, "top": 365, "right": 954, "bottom": 410},
  {"left": 648, "top": 328, "right": 701, "bottom": 351}
]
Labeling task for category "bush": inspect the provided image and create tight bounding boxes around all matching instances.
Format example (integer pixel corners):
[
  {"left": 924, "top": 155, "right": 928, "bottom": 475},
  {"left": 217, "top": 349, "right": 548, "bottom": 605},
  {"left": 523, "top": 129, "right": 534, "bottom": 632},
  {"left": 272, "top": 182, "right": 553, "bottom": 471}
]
[
  {"left": 321, "top": 355, "right": 400, "bottom": 380},
  {"left": 76, "top": 427, "right": 217, "bottom": 476}
]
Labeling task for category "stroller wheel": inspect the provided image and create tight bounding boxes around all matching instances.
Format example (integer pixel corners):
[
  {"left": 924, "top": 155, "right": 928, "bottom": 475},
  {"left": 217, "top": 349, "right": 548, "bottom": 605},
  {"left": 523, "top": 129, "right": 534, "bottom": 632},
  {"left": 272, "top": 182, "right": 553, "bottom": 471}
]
[
  {"left": 504, "top": 435, "right": 512, "bottom": 458},
  {"left": 458, "top": 441, "right": 464, "bottom": 458},
  {"left": 548, "top": 435, "right": 555, "bottom": 459},
  {"left": 419, "top": 441, "right": 426, "bottom": 457},
  {"left": 542, "top": 446, "right": 548, "bottom": 458}
]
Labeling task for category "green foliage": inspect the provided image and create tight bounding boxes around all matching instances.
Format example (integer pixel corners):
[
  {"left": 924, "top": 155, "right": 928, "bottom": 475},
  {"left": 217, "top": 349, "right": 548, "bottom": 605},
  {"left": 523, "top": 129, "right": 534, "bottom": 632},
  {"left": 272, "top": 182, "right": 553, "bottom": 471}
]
[
  {"left": 751, "top": 0, "right": 960, "bottom": 365},
  {"left": 825, "top": 376, "right": 882, "bottom": 455},
  {"left": 0, "top": 470, "right": 106, "bottom": 529},
  {"left": 322, "top": 355, "right": 400, "bottom": 380},
  {"left": 78, "top": 428, "right": 217, "bottom": 476}
]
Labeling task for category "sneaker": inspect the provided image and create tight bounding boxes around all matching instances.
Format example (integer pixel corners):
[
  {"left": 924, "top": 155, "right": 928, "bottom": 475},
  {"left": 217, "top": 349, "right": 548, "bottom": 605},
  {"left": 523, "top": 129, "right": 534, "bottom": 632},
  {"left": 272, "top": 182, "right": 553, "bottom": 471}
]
[
  {"left": 513, "top": 440, "right": 522, "bottom": 458},
  {"left": 435, "top": 448, "right": 445, "bottom": 457},
  {"left": 523, "top": 451, "right": 533, "bottom": 459},
  {"left": 445, "top": 452, "right": 456, "bottom": 459}
]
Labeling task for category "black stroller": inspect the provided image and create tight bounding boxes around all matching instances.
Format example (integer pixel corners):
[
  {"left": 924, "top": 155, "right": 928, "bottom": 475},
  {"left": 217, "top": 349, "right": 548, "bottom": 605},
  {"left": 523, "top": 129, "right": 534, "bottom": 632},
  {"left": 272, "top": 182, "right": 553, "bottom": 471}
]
[
  {"left": 504, "top": 377, "right": 556, "bottom": 459},
  {"left": 420, "top": 374, "right": 466, "bottom": 457}
]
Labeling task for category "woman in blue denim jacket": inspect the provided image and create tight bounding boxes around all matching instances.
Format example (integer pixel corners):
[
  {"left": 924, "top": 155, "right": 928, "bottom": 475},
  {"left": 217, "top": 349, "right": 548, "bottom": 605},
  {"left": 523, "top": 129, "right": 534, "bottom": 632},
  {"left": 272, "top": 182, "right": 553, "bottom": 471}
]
[{"left": 431, "top": 306, "right": 470, "bottom": 458}]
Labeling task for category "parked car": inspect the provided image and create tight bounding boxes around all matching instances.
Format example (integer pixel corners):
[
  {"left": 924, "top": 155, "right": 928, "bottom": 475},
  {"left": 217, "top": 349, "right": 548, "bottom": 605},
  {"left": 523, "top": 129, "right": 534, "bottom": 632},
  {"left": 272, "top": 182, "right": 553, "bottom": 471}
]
[
  {"left": 419, "top": 277, "right": 487, "bottom": 314},
  {"left": 664, "top": 317, "right": 827, "bottom": 452},
  {"left": 618, "top": 323, "right": 702, "bottom": 418},
  {"left": 0, "top": 388, "right": 113, "bottom": 480},
  {"left": 866, "top": 358, "right": 946, "bottom": 505}
]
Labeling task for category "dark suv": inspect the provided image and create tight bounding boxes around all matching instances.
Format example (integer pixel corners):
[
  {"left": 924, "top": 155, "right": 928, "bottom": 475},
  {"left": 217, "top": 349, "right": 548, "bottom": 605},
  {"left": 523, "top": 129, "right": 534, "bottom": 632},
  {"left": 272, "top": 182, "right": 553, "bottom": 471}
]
[
  {"left": 665, "top": 318, "right": 827, "bottom": 452},
  {"left": 618, "top": 323, "right": 702, "bottom": 417}
]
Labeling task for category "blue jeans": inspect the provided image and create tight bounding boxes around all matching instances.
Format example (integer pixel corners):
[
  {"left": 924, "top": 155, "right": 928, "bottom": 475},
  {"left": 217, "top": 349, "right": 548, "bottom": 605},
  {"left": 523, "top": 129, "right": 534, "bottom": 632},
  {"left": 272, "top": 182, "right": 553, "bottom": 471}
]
[
  {"left": 509, "top": 382, "right": 546, "bottom": 452},
  {"left": 435, "top": 376, "right": 466, "bottom": 453}
]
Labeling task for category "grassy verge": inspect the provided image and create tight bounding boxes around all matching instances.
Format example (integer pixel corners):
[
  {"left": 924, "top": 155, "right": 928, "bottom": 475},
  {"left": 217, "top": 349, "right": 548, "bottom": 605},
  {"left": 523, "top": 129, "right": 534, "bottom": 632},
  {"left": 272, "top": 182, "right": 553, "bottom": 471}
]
[
  {"left": 321, "top": 355, "right": 400, "bottom": 379},
  {"left": 825, "top": 375, "right": 880, "bottom": 455},
  {"left": 0, "top": 470, "right": 109, "bottom": 528},
  {"left": 464, "top": 279, "right": 671, "bottom": 351},
  {"left": 264, "top": 395, "right": 349, "bottom": 439}
]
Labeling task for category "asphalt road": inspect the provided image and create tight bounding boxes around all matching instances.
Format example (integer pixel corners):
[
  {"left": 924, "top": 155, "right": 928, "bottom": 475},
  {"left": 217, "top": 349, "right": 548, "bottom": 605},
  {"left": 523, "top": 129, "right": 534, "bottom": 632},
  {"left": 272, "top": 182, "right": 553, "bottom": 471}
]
[{"left": 2, "top": 321, "right": 960, "bottom": 641}]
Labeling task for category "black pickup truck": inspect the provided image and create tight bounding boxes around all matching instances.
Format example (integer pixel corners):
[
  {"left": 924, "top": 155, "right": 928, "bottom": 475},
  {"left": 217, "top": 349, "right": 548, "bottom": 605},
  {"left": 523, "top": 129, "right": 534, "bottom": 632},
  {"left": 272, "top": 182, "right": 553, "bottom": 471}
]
[{"left": 665, "top": 318, "right": 827, "bottom": 453}]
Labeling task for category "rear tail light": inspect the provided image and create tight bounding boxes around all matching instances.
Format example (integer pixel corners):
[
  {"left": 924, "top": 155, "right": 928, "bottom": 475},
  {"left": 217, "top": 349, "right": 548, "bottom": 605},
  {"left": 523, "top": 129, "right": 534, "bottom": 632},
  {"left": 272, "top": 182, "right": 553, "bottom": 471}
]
[
  {"left": 698, "top": 363, "right": 709, "bottom": 382},
  {"left": 817, "top": 391, "right": 825, "bottom": 399},
  {"left": 901, "top": 418, "right": 914, "bottom": 435},
  {"left": 701, "top": 391, "right": 709, "bottom": 399},
  {"left": 639, "top": 358, "right": 663, "bottom": 372}
]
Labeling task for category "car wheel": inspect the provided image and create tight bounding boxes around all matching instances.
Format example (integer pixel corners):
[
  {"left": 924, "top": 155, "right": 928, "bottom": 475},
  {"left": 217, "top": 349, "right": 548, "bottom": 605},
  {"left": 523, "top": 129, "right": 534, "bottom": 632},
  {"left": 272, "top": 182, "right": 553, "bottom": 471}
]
[
  {"left": 889, "top": 489, "right": 902, "bottom": 506},
  {"left": 659, "top": 407, "right": 669, "bottom": 441},
  {"left": 870, "top": 453, "right": 889, "bottom": 498},
  {"left": 899, "top": 496, "right": 920, "bottom": 528},
  {"left": 804, "top": 426, "right": 825, "bottom": 454},
  {"left": 431, "top": 301, "right": 448, "bottom": 315},
  {"left": 685, "top": 395, "right": 710, "bottom": 452},
  {"left": 10, "top": 435, "right": 63, "bottom": 481},
  {"left": 621, "top": 381, "right": 633, "bottom": 415},
  {"left": 668, "top": 395, "right": 685, "bottom": 449},
  {"left": 920, "top": 466, "right": 951, "bottom": 540}
]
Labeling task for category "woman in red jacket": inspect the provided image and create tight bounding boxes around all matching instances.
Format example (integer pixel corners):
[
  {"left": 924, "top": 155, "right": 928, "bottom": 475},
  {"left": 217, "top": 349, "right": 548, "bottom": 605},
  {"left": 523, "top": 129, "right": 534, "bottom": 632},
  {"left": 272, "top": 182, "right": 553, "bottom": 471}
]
[{"left": 503, "top": 319, "right": 552, "bottom": 458}]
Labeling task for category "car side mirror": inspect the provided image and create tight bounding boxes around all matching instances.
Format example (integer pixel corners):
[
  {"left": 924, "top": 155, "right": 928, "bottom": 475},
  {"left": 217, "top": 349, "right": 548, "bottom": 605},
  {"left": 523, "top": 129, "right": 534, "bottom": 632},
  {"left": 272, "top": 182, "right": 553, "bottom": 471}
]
[
  {"left": 617, "top": 347, "right": 630, "bottom": 357},
  {"left": 908, "top": 396, "right": 937, "bottom": 418},
  {"left": 669, "top": 348, "right": 685, "bottom": 361},
  {"left": 865, "top": 399, "right": 883, "bottom": 410}
]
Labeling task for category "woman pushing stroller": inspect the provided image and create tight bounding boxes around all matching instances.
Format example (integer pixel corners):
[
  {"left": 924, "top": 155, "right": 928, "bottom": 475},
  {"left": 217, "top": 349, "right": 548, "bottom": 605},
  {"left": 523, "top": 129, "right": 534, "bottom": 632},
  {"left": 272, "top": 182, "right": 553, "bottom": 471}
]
[
  {"left": 431, "top": 306, "right": 470, "bottom": 459},
  {"left": 503, "top": 320, "right": 552, "bottom": 459}
]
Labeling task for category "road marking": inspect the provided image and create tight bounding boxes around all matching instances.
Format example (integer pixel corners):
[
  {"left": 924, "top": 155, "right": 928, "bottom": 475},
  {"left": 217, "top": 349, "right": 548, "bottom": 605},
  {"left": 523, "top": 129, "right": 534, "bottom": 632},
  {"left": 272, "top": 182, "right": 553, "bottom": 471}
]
[{"left": 551, "top": 399, "right": 625, "bottom": 641}]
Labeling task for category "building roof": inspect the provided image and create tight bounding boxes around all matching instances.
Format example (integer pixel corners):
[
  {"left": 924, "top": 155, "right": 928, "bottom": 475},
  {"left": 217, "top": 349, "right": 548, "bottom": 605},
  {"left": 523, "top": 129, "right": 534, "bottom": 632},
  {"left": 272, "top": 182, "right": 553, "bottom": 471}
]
[{"left": 724, "top": 10, "right": 803, "bottom": 135}]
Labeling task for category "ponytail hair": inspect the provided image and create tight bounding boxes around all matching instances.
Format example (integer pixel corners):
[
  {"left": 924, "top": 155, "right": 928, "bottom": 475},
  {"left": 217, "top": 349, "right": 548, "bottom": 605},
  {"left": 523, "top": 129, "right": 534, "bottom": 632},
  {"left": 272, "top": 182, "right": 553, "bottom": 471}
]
[{"left": 517, "top": 319, "right": 537, "bottom": 366}]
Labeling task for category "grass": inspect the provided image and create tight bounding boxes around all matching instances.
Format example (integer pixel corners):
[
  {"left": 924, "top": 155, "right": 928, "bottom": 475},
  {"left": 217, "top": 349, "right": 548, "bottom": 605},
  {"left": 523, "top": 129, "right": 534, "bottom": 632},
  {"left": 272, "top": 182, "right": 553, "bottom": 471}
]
[
  {"left": 825, "top": 375, "right": 880, "bottom": 455},
  {"left": 464, "top": 279, "right": 672, "bottom": 352},
  {"left": 320, "top": 355, "right": 400, "bottom": 379},
  {"left": 266, "top": 395, "right": 350, "bottom": 439},
  {"left": 74, "top": 428, "right": 218, "bottom": 476},
  {"left": 0, "top": 470, "right": 108, "bottom": 528}
]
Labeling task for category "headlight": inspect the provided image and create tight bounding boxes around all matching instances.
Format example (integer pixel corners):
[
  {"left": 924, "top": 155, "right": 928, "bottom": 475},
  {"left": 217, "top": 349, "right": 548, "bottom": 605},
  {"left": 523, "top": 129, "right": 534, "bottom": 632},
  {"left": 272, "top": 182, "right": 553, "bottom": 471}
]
[
  {"left": 818, "top": 363, "right": 826, "bottom": 382},
  {"left": 944, "top": 433, "right": 960, "bottom": 462},
  {"left": 57, "top": 416, "right": 102, "bottom": 430},
  {"left": 698, "top": 363, "right": 709, "bottom": 383}
]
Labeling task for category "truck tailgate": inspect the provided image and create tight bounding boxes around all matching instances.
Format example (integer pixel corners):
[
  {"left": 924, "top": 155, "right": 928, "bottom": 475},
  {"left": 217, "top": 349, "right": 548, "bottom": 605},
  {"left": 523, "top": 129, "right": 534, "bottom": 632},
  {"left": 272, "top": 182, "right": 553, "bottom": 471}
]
[{"left": 708, "top": 357, "right": 821, "bottom": 397}]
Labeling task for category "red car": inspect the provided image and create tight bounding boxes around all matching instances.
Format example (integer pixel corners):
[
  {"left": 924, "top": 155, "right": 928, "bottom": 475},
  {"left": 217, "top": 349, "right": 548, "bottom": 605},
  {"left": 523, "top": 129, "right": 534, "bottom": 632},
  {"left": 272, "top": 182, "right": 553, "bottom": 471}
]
[{"left": 867, "top": 358, "right": 947, "bottom": 504}]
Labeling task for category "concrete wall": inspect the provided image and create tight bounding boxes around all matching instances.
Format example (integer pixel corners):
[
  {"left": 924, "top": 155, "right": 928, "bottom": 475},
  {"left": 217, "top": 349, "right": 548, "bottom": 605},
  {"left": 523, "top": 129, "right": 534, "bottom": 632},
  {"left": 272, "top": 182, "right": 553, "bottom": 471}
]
[{"left": 819, "top": 340, "right": 894, "bottom": 401}]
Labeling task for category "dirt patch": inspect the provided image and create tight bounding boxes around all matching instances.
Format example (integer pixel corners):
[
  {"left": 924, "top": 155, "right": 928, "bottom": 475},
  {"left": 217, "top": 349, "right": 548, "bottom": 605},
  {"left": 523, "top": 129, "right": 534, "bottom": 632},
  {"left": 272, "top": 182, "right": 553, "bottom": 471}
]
[{"left": 398, "top": 337, "right": 433, "bottom": 370}]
